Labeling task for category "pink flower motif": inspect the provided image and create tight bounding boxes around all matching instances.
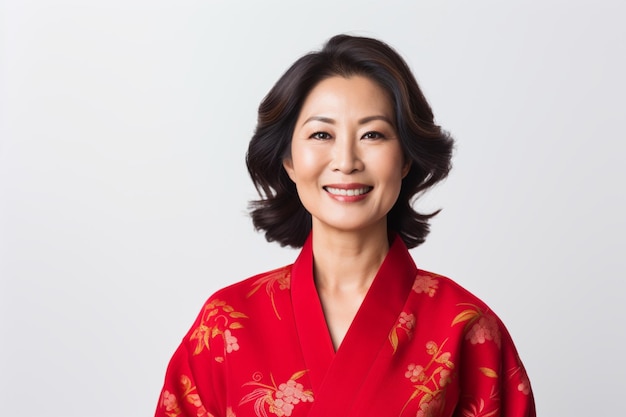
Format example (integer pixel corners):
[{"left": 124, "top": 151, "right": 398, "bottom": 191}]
[
  {"left": 240, "top": 372, "right": 313, "bottom": 417},
  {"left": 412, "top": 274, "right": 439, "bottom": 297},
  {"left": 271, "top": 398, "right": 295, "bottom": 416},
  {"left": 275, "top": 379, "right": 314, "bottom": 405},
  {"left": 187, "top": 393, "right": 202, "bottom": 407},
  {"left": 465, "top": 315, "right": 502, "bottom": 348},
  {"left": 405, "top": 363, "right": 425, "bottom": 383},
  {"left": 416, "top": 393, "right": 444, "bottom": 417},
  {"left": 425, "top": 341, "right": 438, "bottom": 355},
  {"left": 161, "top": 390, "right": 177, "bottom": 411},
  {"left": 439, "top": 369, "right": 451, "bottom": 387},
  {"left": 272, "top": 379, "right": 313, "bottom": 417},
  {"left": 399, "top": 312, "right": 416, "bottom": 330},
  {"left": 224, "top": 330, "right": 240, "bottom": 353},
  {"left": 518, "top": 372, "right": 531, "bottom": 395}
]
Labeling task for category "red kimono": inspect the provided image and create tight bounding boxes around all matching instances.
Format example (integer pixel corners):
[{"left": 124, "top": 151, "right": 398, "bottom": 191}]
[{"left": 156, "top": 234, "right": 535, "bottom": 417}]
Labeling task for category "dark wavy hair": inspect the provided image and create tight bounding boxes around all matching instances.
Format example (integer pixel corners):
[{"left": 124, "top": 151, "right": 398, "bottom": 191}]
[{"left": 246, "top": 34, "right": 454, "bottom": 249}]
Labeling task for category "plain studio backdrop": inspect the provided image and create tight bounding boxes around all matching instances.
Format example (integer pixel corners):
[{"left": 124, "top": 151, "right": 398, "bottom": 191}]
[{"left": 1, "top": 1, "right": 624, "bottom": 416}]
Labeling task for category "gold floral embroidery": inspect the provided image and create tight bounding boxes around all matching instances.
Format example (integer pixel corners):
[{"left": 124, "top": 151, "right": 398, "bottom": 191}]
[
  {"left": 451, "top": 304, "right": 502, "bottom": 348},
  {"left": 458, "top": 395, "right": 499, "bottom": 417},
  {"left": 453, "top": 304, "right": 507, "bottom": 416},
  {"left": 247, "top": 267, "right": 291, "bottom": 320},
  {"left": 479, "top": 367, "right": 498, "bottom": 378},
  {"left": 401, "top": 339, "right": 455, "bottom": 416},
  {"left": 240, "top": 371, "right": 314, "bottom": 417},
  {"left": 159, "top": 375, "right": 215, "bottom": 417},
  {"left": 190, "top": 299, "right": 248, "bottom": 361},
  {"left": 389, "top": 311, "right": 416, "bottom": 353},
  {"left": 412, "top": 273, "right": 440, "bottom": 297}
]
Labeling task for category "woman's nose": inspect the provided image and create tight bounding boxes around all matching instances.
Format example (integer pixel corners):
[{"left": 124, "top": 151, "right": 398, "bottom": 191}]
[{"left": 330, "top": 137, "right": 364, "bottom": 174}]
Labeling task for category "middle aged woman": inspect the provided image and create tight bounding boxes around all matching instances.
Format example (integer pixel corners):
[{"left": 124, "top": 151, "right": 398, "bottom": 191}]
[{"left": 155, "top": 34, "right": 536, "bottom": 417}]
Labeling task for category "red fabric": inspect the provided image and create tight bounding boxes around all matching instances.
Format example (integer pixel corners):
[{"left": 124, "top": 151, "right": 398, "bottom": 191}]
[{"left": 155, "top": 234, "right": 535, "bottom": 417}]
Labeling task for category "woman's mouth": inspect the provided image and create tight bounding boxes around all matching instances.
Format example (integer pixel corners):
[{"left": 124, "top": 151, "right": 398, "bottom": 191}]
[{"left": 323, "top": 186, "right": 373, "bottom": 197}]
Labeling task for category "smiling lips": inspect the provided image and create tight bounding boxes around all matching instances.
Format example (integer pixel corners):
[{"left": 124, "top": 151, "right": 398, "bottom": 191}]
[{"left": 323, "top": 184, "right": 373, "bottom": 201}]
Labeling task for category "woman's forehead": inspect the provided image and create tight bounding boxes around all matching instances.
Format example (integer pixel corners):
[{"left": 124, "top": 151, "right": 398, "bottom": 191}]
[{"left": 296, "top": 75, "right": 395, "bottom": 125}]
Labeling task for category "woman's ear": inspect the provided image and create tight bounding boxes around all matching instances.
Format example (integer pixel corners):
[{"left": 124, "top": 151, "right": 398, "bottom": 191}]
[
  {"left": 283, "top": 158, "right": 296, "bottom": 182},
  {"left": 401, "top": 160, "right": 411, "bottom": 179}
]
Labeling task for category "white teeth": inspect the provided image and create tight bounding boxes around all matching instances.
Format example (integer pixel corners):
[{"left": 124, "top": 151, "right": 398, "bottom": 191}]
[{"left": 325, "top": 187, "right": 371, "bottom": 196}]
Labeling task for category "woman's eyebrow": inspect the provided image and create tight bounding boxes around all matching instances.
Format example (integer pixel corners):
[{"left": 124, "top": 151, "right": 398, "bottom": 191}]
[
  {"left": 358, "top": 115, "right": 393, "bottom": 125},
  {"left": 302, "top": 116, "right": 335, "bottom": 125},
  {"left": 302, "top": 115, "right": 393, "bottom": 125}
]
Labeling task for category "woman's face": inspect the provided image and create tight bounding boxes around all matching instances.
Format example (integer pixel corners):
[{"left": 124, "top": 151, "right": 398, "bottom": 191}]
[{"left": 283, "top": 75, "right": 410, "bottom": 236}]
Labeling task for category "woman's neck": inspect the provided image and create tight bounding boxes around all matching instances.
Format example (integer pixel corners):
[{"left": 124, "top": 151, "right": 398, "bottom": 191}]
[{"left": 311, "top": 226, "right": 390, "bottom": 292}]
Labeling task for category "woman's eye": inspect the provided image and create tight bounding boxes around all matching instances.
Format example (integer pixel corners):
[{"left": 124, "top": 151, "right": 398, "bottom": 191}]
[
  {"left": 362, "top": 131, "right": 385, "bottom": 140},
  {"left": 310, "top": 132, "right": 332, "bottom": 140}
]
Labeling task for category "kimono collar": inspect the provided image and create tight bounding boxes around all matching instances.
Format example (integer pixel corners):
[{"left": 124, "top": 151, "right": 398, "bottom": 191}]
[{"left": 290, "top": 232, "right": 417, "bottom": 397}]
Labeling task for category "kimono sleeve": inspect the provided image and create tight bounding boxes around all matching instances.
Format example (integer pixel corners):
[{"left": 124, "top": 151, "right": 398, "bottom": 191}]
[
  {"left": 154, "top": 298, "right": 228, "bottom": 417},
  {"left": 454, "top": 312, "right": 536, "bottom": 417}
]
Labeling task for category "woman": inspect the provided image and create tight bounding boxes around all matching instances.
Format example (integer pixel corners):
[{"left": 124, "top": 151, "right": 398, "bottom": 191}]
[{"left": 155, "top": 34, "right": 535, "bottom": 417}]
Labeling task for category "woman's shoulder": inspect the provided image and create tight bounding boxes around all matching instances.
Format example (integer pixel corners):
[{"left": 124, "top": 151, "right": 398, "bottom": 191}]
[
  {"left": 413, "top": 268, "right": 494, "bottom": 313},
  {"left": 199, "top": 263, "right": 295, "bottom": 308},
  {"left": 411, "top": 268, "right": 520, "bottom": 349}
]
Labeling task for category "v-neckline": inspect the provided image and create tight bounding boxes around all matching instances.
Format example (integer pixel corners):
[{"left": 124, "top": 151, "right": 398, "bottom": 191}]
[{"left": 290, "top": 233, "right": 417, "bottom": 415}]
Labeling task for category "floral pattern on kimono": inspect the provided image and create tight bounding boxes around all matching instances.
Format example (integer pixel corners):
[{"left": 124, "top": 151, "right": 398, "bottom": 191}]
[{"left": 155, "top": 233, "right": 535, "bottom": 417}]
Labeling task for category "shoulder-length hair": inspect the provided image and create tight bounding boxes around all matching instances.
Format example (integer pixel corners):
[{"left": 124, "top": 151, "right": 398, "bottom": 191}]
[{"left": 246, "top": 34, "right": 454, "bottom": 249}]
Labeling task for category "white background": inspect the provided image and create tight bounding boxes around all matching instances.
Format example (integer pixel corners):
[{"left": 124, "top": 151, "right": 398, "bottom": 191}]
[{"left": 1, "top": 1, "right": 624, "bottom": 416}]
